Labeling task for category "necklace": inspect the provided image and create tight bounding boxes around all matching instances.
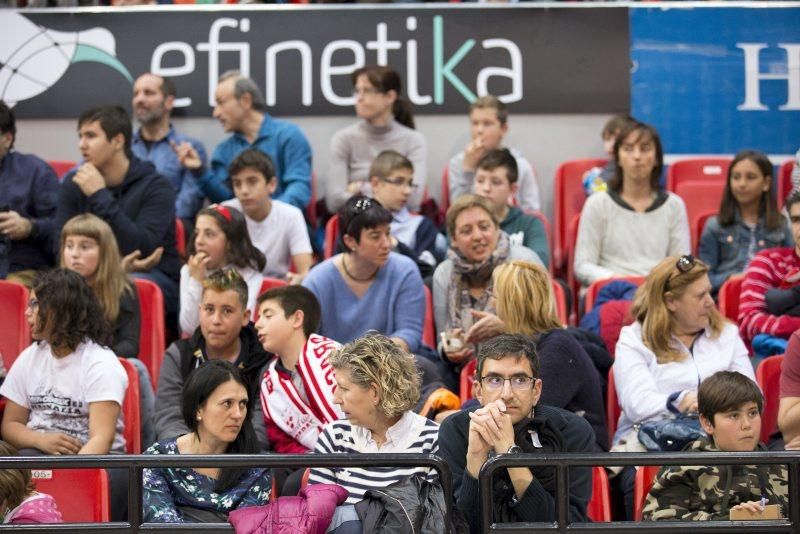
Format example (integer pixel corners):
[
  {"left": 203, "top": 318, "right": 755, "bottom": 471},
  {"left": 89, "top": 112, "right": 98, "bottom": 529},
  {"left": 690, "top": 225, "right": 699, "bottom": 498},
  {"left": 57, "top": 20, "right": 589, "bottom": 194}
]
[{"left": 342, "top": 254, "right": 378, "bottom": 282}]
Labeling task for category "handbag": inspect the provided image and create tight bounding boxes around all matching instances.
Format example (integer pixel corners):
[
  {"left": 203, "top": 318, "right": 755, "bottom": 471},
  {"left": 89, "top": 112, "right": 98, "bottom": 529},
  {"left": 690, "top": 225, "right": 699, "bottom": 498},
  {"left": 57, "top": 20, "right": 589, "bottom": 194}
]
[{"left": 637, "top": 403, "right": 705, "bottom": 452}]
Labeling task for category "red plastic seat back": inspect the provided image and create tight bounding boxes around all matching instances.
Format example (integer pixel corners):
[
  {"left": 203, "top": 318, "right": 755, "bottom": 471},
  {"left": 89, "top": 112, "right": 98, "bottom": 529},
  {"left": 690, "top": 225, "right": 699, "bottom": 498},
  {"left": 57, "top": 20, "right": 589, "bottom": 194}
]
[
  {"left": 551, "top": 279, "right": 568, "bottom": 326},
  {"left": 584, "top": 275, "right": 645, "bottom": 316},
  {"left": 566, "top": 213, "right": 582, "bottom": 324},
  {"left": 672, "top": 181, "right": 726, "bottom": 244},
  {"left": 718, "top": 274, "right": 744, "bottom": 324},
  {"left": 175, "top": 218, "right": 186, "bottom": 260},
  {"left": 0, "top": 280, "right": 31, "bottom": 370},
  {"left": 324, "top": 215, "right": 340, "bottom": 259},
  {"left": 692, "top": 210, "right": 717, "bottom": 255},
  {"left": 778, "top": 160, "right": 795, "bottom": 210},
  {"left": 756, "top": 354, "right": 783, "bottom": 444},
  {"left": 134, "top": 279, "right": 165, "bottom": 390},
  {"left": 32, "top": 468, "right": 110, "bottom": 522},
  {"left": 440, "top": 167, "right": 451, "bottom": 221},
  {"left": 47, "top": 160, "right": 77, "bottom": 180},
  {"left": 423, "top": 285, "right": 435, "bottom": 348},
  {"left": 634, "top": 465, "right": 662, "bottom": 520},
  {"left": 666, "top": 158, "right": 731, "bottom": 192},
  {"left": 587, "top": 466, "right": 612, "bottom": 522},
  {"left": 253, "top": 278, "right": 289, "bottom": 321},
  {"left": 117, "top": 357, "right": 141, "bottom": 454},
  {"left": 606, "top": 369, "right": 621, "bottom": 449},
  {"left": 459, "top": 359, "right": 478, "bottom": 405}
]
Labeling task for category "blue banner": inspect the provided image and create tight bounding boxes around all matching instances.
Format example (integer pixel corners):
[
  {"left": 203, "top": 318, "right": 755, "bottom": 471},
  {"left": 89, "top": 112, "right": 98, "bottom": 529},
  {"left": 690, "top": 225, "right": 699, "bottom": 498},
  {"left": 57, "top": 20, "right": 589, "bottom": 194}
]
[{"left": 631, "top": 7, "right": 800, "bottom": 155}]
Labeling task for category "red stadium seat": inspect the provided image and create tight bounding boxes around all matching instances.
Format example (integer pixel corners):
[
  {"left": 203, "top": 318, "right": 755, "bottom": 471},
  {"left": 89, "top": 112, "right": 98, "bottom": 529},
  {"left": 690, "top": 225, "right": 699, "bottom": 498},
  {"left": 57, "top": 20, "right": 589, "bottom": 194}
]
[
  {"left": 117, "top": 357, "right": 141, "bottom": 454},
  {"left": 324, "top": 215, "right": 340, "bottom": 259},
  {"left": 0, "top": 280, "right": 31, "bottom": 370},
  {"left": 440, "top": 167, "right": 451, "bottom": 222},
  {"left": 672, "top": 180, "right": 726, "bottom": 245},
  {"left": 175, "top": 218, "right": 186, "bottom": 260},
  {"left": 587, "top": 466, "right": 612, "bottom": 522},
  {"left": 460, "top": 358, "right": 478, "bottom": 405},
  {"left": 566, "top": 213, "right": 582, "bottom": 324},
  {"left": 718, "top": 274, "right": 744, "bottom": 323},
  {"left": 254, "top": 278, "right": 289, "bottom": 321},
  {"left": 692, "top": 210, "right": 717, "bottom": 255},
  {"left": 584, "top": 276, "right": 645, "bottom": 316},
  {"left": 756, "top": 354, "right": 783, "bottom": 444},
  {"left": 423, "top": 285, "right": 435, "bottom": 348},
  {"left": 134, "top": 279, "right": 165, "bottom": 391},
  {"left": 606, "top": 369, "right": 621, "bottom": 449},
  {"left": 665, "top": 157, "right": 731, "bottom": 192},
  {"left": 551, "top": 279, "right": 568, "bottom": 326},
  {"left": 633, "top": 465, "right": 662, "bottom": 521},
  {"left": 777, "top": 160, "right": 795, "bottom": 209},
  {"left": 553, "top": 159, "right": 606, "bottom": 275},
  {"left": 47, "top": 160, "right": 76, "bottom": 180},
  {"left": 32, "top": 468, "right": 110, "bottom": 522}
]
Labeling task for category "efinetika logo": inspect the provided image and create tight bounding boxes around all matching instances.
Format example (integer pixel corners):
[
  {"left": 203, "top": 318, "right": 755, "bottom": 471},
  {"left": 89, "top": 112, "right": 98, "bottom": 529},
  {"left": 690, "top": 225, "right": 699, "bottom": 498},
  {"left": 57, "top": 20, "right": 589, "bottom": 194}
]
[{"left": 0, "top": 12, "right": 133, "bottom": 107}]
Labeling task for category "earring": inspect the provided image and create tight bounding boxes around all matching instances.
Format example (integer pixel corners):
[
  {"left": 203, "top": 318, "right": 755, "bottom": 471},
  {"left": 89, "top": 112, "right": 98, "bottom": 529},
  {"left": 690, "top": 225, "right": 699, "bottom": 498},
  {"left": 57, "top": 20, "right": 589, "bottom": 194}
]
[{"left": 197, "top": 415, "right": 202, "bottom": 421}]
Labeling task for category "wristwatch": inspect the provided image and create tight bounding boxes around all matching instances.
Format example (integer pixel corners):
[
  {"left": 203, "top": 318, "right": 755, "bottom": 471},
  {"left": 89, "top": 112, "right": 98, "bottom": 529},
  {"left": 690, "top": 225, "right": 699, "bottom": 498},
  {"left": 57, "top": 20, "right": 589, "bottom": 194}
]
[{"left": 506, "top": 444, "right": 523, "bottom": 454}]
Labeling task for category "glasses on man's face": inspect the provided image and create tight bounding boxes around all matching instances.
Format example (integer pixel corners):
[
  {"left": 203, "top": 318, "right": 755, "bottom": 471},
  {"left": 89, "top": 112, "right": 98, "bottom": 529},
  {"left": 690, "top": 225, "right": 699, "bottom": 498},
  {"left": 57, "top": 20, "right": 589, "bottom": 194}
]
[
  {"left": 380, "top": 177, "right": 418, "bottom": 190},
  {"left": 352, "top": 87, "right": 383, "bottom": 97},
  {"left": 480, "top": 374, "right": 535, "bottom": 391}
]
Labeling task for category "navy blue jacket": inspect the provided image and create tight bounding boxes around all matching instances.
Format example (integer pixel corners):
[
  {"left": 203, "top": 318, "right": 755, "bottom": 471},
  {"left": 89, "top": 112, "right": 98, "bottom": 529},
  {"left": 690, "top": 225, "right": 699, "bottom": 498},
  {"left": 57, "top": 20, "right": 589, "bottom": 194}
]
[
  {"left": 54, "top": 157, "right": 179, "bottom": 280},
  {"left": 0, "top": 151, "right": 59, "bottom": 272}
]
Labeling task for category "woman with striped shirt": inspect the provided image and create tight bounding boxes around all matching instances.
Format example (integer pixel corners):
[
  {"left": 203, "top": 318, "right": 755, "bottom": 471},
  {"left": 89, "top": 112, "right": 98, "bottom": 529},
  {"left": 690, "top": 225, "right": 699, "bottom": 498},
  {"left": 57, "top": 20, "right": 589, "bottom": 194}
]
[{"left": 308, "top": 333, "right": 439, "bottom": 533}]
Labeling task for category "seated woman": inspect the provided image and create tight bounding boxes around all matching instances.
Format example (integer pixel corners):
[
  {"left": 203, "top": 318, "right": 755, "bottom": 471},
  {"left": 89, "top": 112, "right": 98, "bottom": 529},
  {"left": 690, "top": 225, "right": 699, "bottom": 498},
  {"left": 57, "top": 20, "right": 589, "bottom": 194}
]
[
  {"left": 0, "top": 440, "right": 62, "bottom": 524},
  {"left": 698, "top": 149, "right": 791, "bottom": 294},
  {"left": 143, "top": 360, "right": 270, "bottom": 523},
  {"left": 0, "top": 268, "right": 128, "bottom": 455},
  {"left": 308, "top": 334, "right": 439, "bottom": 532},
  {"left": 493, "top": 260, "right": 608, "bottom": 450},
  {"left": 326, "top": 65, "right": 426, "bottom": 214},
  {"left": 432, "top": 194, "right": 541, "bottom": 378},
  {"left": 574, "top": 121, "right": 690, "bottom": 287}
]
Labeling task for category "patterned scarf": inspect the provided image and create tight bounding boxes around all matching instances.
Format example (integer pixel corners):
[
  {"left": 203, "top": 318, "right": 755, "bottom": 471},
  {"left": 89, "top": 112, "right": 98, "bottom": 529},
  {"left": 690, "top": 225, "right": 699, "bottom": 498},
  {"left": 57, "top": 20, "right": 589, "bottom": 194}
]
[{"left": 445, "top": 231, "right": 511, "bottom": 332}]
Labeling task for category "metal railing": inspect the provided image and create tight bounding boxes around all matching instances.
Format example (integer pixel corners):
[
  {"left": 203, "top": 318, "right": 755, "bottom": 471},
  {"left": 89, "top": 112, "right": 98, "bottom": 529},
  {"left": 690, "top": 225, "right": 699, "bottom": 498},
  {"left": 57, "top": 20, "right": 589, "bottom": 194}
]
[
  {"left": 479, "top": 451, "right": 800, "bottom": 533},
  {"left": 0, "top": 453, "right": 452, "bottom": 533}
]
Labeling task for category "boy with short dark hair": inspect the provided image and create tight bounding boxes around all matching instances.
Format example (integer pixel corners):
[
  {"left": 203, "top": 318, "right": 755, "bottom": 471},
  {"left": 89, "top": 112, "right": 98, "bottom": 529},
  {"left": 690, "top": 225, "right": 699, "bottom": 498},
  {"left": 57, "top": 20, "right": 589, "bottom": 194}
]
[
  {"left": 474, "top": 148, "right": 548, "bottom": 266},
  {"left": 254, "top": 285, "right": 343, "bottom": 453},
  {"left": 369, "top": 150, "right": 446, "bottom": 276},
  {"left": 222, "top": 148, "right": 313, "bottom": 284},
  {"left": 643, "top": 371, "right": 788, "bottom": 521},
  {"left": 583, "top": 114, "right": 634, "bottom": 195},
  {"left": 448, "top": 95, "right": 540, "bottom": 211}
]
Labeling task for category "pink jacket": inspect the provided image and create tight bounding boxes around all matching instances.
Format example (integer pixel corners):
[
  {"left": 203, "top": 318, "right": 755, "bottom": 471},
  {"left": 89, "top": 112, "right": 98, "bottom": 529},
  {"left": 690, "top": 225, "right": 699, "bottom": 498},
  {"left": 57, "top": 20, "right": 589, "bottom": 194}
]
[
  {"left": 4, "top": 493, "right": 63, "bottom": 524},
  {"left": 229, "top": 484, "right": 347, "bottom": 534}
]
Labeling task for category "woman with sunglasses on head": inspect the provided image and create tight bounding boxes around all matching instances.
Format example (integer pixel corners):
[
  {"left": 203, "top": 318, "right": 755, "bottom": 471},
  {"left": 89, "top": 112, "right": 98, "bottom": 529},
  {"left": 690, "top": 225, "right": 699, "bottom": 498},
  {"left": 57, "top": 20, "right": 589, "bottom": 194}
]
[
  {"left": 325, "top": 65, "right": 426, "bottom": 214},
  {"left": 612, "top": 255, "right": 755, "bottom": 515}
]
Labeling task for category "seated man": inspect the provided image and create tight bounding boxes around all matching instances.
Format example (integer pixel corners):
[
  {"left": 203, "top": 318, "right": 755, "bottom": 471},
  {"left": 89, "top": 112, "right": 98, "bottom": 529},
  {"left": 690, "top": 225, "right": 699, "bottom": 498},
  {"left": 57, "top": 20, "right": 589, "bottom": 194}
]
[
  {"left": 255, "top": 285, "right": 343, "bottom": 454},
  {"left": 368, "top": 150, "right": 446, "bottom": 279},
  {"left": 0, "top": 101, "right": 59, "bottom": 284},
  {"left": 473, "top": 148, "right": 549, "bottom": 266},
  {"left": 778, "top": 329, "right": 800, "bottom": 449},
  {"left": 53, "top": 105, "right": 180, "bottom": 313},
  {"left": 643, "top": 371, "right": 788, "bottom": 520},
  {"left": 738, "top": 191, "right": 800, "bottom": 346},
  {"left": 221, "top": 148, "right": 313, "bottom": 284},
  {"left": 438, "top": 334, "right": 593, "bottom": 533},
  {"left": 154, "top": 268, "right": 270, "bottom": 451}
]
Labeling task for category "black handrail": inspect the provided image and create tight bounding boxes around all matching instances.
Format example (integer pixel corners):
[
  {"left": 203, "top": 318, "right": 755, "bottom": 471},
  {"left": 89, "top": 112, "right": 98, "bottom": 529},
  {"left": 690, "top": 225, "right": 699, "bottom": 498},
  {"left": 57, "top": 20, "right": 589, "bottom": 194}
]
[
  {"left": 0, "top": 453, "right": 452, "bottom": 533},
  {"left": 478, "top": 451, "right": 800, "bottom": 533}
]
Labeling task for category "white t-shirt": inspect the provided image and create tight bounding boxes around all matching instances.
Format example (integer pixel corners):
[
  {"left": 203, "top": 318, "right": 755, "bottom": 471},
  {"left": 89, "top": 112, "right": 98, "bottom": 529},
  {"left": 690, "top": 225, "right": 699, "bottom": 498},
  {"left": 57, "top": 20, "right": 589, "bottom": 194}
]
[
  {"left": 0, "top": 340, "right": 128, "bottom": 453},
  {"left": 222, "top": 198, "right": 312, "bottom": 278}
]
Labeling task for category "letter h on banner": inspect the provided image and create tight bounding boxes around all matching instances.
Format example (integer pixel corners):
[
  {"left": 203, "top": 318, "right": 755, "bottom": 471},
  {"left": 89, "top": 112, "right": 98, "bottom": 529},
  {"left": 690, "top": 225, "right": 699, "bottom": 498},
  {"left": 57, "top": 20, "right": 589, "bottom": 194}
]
[{"left": 737, "top": 43, "right": 800, "bottom": 111}]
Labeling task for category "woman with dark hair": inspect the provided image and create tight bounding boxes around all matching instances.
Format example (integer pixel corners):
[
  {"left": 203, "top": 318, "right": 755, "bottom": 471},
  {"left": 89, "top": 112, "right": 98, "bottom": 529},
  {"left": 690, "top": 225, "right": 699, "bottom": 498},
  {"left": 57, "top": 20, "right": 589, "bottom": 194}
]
[
  {"left": 699, "top": 149, "right": 791, "bottom": 293},
  {"left": 574, "top": 121, "right": 690, "bottom": 286},
  {"left": 0, "top": 268, "right": 128, "bottom": 455},
  {"left": 143, "top": 360, "right": 270, "bottom": 523},
  {"left": 325, "top": 65, "right": 427, "bottom": 213}
]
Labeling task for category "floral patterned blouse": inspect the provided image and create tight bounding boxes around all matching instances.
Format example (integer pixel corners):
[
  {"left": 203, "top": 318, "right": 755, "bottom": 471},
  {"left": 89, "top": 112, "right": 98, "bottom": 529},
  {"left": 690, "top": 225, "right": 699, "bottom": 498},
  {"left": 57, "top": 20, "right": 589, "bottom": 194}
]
[{"left": 142, "top": 438, "right": 271, "bottom": 523}]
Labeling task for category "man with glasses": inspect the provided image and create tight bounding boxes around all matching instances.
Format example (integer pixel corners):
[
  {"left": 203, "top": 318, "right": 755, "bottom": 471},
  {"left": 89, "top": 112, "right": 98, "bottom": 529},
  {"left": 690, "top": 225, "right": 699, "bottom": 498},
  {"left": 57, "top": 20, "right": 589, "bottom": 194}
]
[
  {"left": 438, "top": 334, "right": 594, "bottom": 533},
  {"left": 368, "top": 150, "right": 446, "bottom": 279}
]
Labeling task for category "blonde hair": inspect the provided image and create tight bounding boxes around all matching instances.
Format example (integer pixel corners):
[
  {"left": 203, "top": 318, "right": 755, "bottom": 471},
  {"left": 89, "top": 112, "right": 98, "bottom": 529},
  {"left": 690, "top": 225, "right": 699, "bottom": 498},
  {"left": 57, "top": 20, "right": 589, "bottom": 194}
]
[
  {"left": 329, "top": 333, "right": 420, "bottom": 418},
  {"left": 446, "top": 194, "right": 499, "bottom": 238},
  {"left": 494, "top": 261, "right": 562, "bottom": 335},
  {"left": 0, "top": 441, "right": 35, "bottom": 512},
  {"left": 59, "top": 214, "right": 133, "bottom": 324},
  {"left": 631, "top": 256, "right": 724, "bottom": 363}
]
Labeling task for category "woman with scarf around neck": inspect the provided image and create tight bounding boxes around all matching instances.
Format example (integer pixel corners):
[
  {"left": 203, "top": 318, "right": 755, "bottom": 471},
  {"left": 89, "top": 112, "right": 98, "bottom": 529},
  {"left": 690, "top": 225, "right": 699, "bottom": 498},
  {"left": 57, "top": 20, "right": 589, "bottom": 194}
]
[{"left": 432, "top": 194, "right": 542, "bottom": 386}]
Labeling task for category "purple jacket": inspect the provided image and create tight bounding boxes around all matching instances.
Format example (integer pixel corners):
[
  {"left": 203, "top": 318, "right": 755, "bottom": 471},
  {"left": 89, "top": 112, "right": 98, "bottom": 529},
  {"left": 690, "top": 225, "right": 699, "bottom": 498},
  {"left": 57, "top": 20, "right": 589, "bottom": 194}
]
[{"left": 228, "top": 484, "right": 347, "bottom": 534}]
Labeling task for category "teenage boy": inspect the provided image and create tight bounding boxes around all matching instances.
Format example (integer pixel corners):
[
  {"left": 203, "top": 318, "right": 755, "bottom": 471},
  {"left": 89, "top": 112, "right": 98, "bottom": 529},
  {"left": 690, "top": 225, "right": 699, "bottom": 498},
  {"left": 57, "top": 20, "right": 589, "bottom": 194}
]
[
  {"left": 642, "top": 371, "right": 788, "bottom": 521},
  {"left": 474, "top": 149, "right": 549, "bottom": 267},
  {"left": 369, "top": 150, "right": 446, "bottom": 277},
  {"left": 448, "top": 95, "right": 540, "bottom": 211},
  {"left": 154, "top": 268, "right": 271, "bottom": 451},
  {"left": 254, "top": 285, "right": 343, "bottom": 453},
  {"left": 222, "top": 148, "right": 313, "bottom": 283}
]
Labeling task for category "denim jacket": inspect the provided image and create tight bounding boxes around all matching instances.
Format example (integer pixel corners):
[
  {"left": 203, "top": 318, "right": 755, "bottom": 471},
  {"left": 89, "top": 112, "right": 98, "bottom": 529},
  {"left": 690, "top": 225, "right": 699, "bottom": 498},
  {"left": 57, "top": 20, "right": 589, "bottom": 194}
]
[{"left": 699, "top": 213, "right": 792, "bottom": 292}]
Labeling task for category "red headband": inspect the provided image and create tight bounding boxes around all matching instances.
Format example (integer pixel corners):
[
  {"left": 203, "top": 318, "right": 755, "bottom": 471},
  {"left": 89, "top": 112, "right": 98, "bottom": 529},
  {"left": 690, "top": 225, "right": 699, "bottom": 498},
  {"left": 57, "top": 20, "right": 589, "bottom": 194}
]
[{"left": 209, "top": 204, "right": 232, "bottom": 222}]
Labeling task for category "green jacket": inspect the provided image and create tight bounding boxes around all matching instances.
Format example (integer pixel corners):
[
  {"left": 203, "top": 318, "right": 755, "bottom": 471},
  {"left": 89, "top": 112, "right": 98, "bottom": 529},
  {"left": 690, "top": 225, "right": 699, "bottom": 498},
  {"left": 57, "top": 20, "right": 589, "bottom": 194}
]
[
  {"left": 642, "top": 438, "right": 788, "bottom": 521},
  {"left": 500, "top": 206, "right": 549, "bottom": 267}
]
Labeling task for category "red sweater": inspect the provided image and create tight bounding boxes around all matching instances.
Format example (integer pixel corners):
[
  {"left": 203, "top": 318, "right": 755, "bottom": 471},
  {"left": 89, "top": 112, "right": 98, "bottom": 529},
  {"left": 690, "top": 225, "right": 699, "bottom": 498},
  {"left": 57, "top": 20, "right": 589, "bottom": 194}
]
[{"left": 738, "top": 247, "right": 800, "bottom": 344}]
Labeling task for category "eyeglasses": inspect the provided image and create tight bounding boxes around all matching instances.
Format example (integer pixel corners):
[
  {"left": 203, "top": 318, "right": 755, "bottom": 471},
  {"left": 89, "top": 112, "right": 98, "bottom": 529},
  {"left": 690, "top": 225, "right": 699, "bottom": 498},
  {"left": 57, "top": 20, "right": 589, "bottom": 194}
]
[
  {"left": 352, "top": 87, "right": 383, "bottom": 97},
  {"left": 380, "top": 177, "right": 418, "bottom": 190},
  {"left": 665, "top": 254, "right": 697, "bottom": 291},
  {"left": 480, "top": 374, "right": 535, "bottom": 391}
]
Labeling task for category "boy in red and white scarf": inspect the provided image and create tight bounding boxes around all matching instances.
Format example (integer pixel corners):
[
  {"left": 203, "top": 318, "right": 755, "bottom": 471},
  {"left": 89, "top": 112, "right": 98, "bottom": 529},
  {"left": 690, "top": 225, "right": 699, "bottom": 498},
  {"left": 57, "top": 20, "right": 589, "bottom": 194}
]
[{"left": 255, "top": 286, "right": 344, "bottom": 453}]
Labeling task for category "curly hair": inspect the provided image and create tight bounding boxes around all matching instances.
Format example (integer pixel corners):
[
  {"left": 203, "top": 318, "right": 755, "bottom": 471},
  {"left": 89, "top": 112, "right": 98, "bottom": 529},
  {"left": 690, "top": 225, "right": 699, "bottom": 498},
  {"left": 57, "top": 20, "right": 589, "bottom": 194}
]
[
  {"left": 329, "top": 333, "right": 420, "bottom": 419},
  {"left": 32, "top": 268, "right": 111, "bottom": 351}
]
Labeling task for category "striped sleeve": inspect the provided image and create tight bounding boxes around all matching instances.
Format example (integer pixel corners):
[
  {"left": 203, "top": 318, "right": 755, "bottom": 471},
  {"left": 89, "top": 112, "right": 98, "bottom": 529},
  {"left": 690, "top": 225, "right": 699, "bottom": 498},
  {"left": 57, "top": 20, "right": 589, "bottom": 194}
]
[{"left": 738, "top": 249, "right": 800, "bottom": 344}]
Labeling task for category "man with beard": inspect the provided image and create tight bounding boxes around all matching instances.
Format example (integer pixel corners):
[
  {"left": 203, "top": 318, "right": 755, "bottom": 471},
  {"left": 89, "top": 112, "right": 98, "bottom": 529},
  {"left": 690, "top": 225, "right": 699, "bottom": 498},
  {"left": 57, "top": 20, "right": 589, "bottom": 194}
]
[{"left": 131, "top": 73, "right": 205, "bottom": 234}]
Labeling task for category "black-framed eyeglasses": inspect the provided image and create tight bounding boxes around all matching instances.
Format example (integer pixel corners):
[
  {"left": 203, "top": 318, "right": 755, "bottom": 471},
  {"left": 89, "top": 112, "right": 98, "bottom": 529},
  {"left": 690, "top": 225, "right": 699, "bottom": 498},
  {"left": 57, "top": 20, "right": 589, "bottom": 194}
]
[
  {"left": 380, "top": 177, "right": 419, "bottom": 190},
  {"left": 480, "top": 374, "right": 535, "bottom": 391},
  {"left": 665, "top": 254, "right": 697, "bottom": 291}
]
